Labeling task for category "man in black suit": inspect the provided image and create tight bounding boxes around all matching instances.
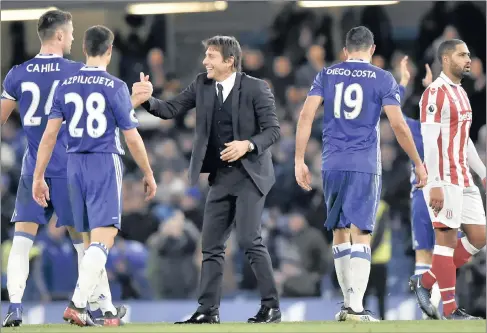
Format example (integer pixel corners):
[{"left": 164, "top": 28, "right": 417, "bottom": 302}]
[{"left": 132, "top": 35, "right": 281, "bottom": 324}]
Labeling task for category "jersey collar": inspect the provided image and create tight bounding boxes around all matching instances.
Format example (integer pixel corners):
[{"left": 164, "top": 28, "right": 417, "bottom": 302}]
[
  {"left": 439, "top": 71, "right": 461, "bottom": 86},
  {"left": 80, "top": 66, "right": 106, "bottom": 71},
  {"left": 346, "top": 58, "right": 368, "bottom": 63},
  {"left": 35, "top": 54, "right": 62, "bottom": 59}
]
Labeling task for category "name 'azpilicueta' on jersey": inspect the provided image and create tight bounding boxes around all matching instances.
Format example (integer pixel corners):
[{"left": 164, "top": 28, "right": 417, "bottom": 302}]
[{"left": 62, "top": 75, "right": 115, "bottom": 88}]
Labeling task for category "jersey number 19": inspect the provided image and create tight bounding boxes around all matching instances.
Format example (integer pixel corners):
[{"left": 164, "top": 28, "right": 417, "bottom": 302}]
[{"left": 333, "top": 82, "right": 364, "bottom": 120}]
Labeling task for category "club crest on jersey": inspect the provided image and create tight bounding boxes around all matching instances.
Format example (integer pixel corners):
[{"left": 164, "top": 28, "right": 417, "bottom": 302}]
[
  {"left": 130, "top": 109, "right": 139, "bottom": 124},
  {"left": 426, "top": 103, "right": 437, "bottom": 115},
  {"left": 446, "top": 209, "right": 453, "bottom": 220}
]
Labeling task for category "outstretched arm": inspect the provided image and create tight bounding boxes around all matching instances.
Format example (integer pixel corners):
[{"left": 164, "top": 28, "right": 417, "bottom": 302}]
[{"left": 133, "top": 73, "right": 196, "bottom": 120}]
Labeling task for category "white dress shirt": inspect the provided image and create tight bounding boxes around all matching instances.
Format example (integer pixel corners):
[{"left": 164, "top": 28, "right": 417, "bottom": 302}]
[{"left": 215, "top": 72, "right": 237, "bottom": 103}]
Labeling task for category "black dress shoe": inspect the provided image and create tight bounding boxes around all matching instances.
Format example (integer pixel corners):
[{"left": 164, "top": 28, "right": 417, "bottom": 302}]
[
  {"left": 248, "top": 305, "right": 281, "bottom": 323},
  {"left": 175, "top": 311, "right": 220, "bottom": 324}
]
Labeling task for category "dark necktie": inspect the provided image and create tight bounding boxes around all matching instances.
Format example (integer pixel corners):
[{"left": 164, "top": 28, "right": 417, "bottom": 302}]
[{"left": 217, "top": 83, "right": 224, "bottom": 106}]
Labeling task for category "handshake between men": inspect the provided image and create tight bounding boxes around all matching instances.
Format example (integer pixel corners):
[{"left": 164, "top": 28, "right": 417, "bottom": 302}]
[
  {"left": 130, "top": 72, "right": 253, "bottom": 162},
  {"left": 132, "top": 72, "right": 154, "bottom": 108}
]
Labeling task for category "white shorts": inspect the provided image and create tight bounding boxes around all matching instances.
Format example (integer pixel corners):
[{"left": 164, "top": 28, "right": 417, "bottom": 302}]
[{"left": 422, "top": 184, "right": 486, "bottom": 229}]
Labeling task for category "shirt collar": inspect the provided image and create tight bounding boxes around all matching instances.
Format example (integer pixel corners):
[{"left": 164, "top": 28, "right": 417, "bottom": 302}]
[
  {"left": 215, "top": 72, "right": 237, "bottom": 91},
  {"left": 80, "top": 66, "right": 106, "bottom": 71},
  {"left": 439, "top": 71, "right": 461, "bottom": 86},
  {"left": 346, "top": 59, "right": 369, "bottom": 63},
  {"left": 35, "top": 54, "right": 62, "bottom": 59}
]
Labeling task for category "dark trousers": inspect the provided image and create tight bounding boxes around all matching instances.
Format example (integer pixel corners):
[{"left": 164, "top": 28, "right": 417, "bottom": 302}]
[
  {"left": 197, "top": 164, "right": 279, "bottom": 314},
  {"left": 364, "top": 263, "right": 387, "bottom": 320}
]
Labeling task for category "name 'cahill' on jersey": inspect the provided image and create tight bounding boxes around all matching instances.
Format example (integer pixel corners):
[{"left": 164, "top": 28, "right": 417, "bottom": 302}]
[
  {"left": 308, "top": 60, "right": 401, "bottom": 175},
  {"left": 49, "top": 66, "right": 139, "bottom": 154},
  {"left": 1, "top": 54, "right": 84, "bottom": 178}
]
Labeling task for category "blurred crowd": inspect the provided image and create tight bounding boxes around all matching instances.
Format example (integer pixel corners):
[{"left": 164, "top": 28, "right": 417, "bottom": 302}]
[{"left": 1, "top": 2, "right": 485, "bottom": 318}]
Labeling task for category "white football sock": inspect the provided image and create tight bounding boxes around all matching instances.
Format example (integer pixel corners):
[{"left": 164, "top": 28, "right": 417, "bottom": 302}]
[
  {"left": 71, "top": 241, "right": 86, "bottom": 308},
  {"left": 414, "top": 262, "right": 431, "bottom": 276},
  {"left": 89, "top": 268, "right": 117, "bottom": 315},
  {"left": 332, "top": 242, "right": 351, "bottom": 307},
  {"left": 349, "top": 243, "right": 371, "bottom": 313},
  {"left": 7, "top": 232, "right": 35, "bottom": 304},
  {"left": 72, "top": 243, "right": 108, "bottom": 309}
]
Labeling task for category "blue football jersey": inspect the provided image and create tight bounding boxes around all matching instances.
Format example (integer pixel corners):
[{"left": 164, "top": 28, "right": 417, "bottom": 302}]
[
  {"left": 49, "top": 66, "right": 138, "bottom": 154},
  {"left": 308, "top": 60, "right": 401, "bottom": 175},
  {"left": 1, "top": 54, "right": 84, "bottom": 178}
]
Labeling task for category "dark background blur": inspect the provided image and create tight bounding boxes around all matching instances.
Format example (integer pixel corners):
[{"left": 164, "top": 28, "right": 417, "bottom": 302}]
[{"left": 1, "top": 0, "right": 486, "bottom": 321}]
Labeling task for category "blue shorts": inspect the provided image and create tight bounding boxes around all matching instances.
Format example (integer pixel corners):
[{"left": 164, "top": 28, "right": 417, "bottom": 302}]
[
  {"left": 322, "top": 170, "right": 381, "bottom": 233},
  {"left": 411, "top": 190, "right": 434, "bottom": 250},
  {"left": 67, "top": 153, "right": 123, "bottom": 233},
  {"left": 11, "top": 175, "right": 74, "bottom": 228}
]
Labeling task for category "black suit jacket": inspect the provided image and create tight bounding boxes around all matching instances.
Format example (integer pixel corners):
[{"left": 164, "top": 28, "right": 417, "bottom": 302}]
[{"left": 142, "top": 72, "right": 280, "bottom": 195}]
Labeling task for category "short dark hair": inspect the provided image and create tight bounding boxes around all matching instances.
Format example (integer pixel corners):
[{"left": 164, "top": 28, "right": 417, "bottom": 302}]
[
  {"left": 345, "top": 26, "right": 374, "bottom": 52},
  {"left": 437, "top": 39, "right": 465, "bottom": 63},
  {"left": 37, "top": 9, "right": 72, "bottom": 42},
  {"left": 83, "top": 25, "right": 114, "bottom": 57},
  {"left": 202, "top": 35, "right": 242, "bottom": 72}
]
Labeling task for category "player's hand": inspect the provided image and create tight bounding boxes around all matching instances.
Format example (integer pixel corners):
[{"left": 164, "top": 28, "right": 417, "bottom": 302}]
[
  {"left": 399, "top": 55, "right": 411, "bottom": 87},
  {"left": 482, "top": 178, "right": 486, "bottom": 191},
  {"left": 142, "top": 173, "right": 157, "bottom": 201},
  {"left": 32, "top": 178, "right": 50, "bottom": 208},
  {"left": 295, "top": 162, "right": 312, "bottom": 191},
  {"left": 414, "top": 163, "right": 428, "bottom": 188},
  {"left": 220, "top": 140, "right": 249, "bottom": 162},
  {"left": 429, "top": 187, "right": 444, "bottom": 215},
  {"left": 132, "top": 72, "right": 153, "bottom": 100},
  {"left": 422, "top": 64, "right": 433, "bottom": 88}
]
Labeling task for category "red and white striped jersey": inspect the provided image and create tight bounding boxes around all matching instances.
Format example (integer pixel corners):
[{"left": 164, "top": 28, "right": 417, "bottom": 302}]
[{"left": 420, "top": 72, "right": 474, "bottom": 187}]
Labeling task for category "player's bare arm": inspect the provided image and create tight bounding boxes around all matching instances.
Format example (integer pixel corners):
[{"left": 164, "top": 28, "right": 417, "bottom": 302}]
[
  {"left": 1, "top": 99, "right": 17, "bottom": 125},
  {"left": 383, "top": 105, "right": 427, "bottom": 187},
  {"left": 122, "top": 128, "right": 157, "bottom": 201},
  {"left": 466, "top": 138, "right": 486, "bottom": 187},
  {"left": 295, "top": 95, "right": 323, "bottom": 191},
  {"left": 32, "top": 118, "right": 63, "bottom": 207}
]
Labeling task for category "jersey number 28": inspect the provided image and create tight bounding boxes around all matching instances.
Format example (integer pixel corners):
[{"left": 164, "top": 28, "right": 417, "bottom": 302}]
[
  {"left": 65, "top": 92, "right": 107, "bottom": 138},
  {"left": 333, "top": 82, "right": 363, "bottom": 120}
]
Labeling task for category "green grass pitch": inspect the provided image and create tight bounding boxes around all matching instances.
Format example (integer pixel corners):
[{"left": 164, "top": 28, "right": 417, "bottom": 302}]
[{"left": 2, "top": 320, "right": 486, "bottom": 333}]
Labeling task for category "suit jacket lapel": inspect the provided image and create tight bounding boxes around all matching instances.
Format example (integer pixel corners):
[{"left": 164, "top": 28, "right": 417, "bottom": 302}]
[
  {"left": 231, "top": 72, "right": 242, "bottom": 139},
  {"left": 205, "top": 80, "right": 216, "bottom": 134}
]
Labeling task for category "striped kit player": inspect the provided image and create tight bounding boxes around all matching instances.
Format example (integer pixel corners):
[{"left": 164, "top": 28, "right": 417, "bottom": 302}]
[{"left": 409, "top": 39, "right": 485, "bottom": 321}]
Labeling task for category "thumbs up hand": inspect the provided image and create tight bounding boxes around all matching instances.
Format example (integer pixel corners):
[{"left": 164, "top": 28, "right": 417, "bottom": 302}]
[
  {"left": 140, "top": 71, "right": 150, "bottom": 82},
  {"left": 131, "top": 72, "right": 153, "bottom": 107}
]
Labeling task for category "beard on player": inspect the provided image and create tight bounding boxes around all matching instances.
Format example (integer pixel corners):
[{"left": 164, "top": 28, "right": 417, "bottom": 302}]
[
  {"left": 450, "top": 62, "right": 470, "bottom": 80},
  {"left": 450, "top": 58, "right": 471, "bottom": 81}
]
